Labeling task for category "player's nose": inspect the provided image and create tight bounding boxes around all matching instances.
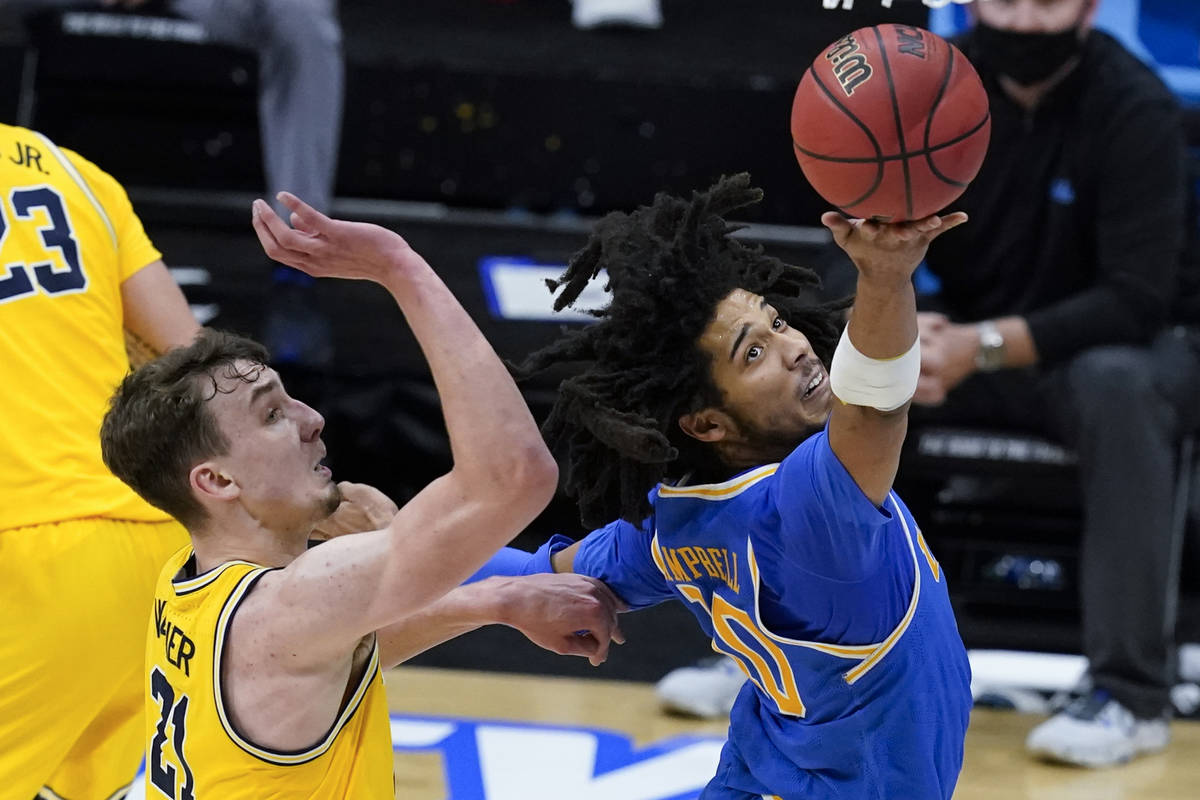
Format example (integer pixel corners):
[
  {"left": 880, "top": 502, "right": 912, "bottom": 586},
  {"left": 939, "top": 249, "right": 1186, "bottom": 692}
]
[
  {"left": 297, "top": 402, "right": 325, "bottom": 442},
  {"left": 782, "top": 332, "right": 812, "bottom": 369}
]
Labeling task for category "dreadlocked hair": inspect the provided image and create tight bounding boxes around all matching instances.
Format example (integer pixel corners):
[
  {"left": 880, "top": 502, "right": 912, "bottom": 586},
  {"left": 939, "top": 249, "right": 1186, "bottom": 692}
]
[{"left": 514, "top": 173, "right": 849, "bottom": 528}]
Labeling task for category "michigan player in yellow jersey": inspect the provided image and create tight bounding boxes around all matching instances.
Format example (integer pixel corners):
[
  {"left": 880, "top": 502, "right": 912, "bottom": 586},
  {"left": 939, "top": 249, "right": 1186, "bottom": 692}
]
[
  {"left": 100, "top": 194, "right": 625, "bottom": 798},
  {"left": 0, "top": 123, "right": 200, "bottom": 800}
]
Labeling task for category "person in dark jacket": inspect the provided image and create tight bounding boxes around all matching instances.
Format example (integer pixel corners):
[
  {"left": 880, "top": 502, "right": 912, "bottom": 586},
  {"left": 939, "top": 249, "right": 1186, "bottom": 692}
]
[{"left": 915, "top": 0, "right": 1200, "bottom": 767}]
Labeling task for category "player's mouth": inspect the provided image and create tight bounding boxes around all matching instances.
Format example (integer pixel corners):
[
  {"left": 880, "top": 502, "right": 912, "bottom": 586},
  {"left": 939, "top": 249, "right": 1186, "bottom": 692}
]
[
  {"left": 313, "top": 453, "right": 331, "bottom": 479},
  {"left": 801, "top": 369, "right": 827, "bottom": 401}
]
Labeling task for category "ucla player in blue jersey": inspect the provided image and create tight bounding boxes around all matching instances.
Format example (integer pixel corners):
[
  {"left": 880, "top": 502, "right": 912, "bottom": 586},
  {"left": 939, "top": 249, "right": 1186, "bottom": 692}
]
[{"left": 472, "top": 174, "right": 973, "bottom": 798}]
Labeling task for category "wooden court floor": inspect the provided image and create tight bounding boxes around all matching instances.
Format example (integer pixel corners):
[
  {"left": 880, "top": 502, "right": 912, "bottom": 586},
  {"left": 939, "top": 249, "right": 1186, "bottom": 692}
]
[{"left": 385, "top": 667, "right": 1200, "bottom": 800}]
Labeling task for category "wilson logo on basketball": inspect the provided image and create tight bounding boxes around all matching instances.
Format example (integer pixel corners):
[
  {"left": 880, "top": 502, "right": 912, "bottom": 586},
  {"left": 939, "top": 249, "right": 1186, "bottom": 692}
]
[
  {"left": 895, "top": 25, "right": 927, "bottom": 59},
  {"left": 824, "top": 33, "right": 873, "bottom": 97}
]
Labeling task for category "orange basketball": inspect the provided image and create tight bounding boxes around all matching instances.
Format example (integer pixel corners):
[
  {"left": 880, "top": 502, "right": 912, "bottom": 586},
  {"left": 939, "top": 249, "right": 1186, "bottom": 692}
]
[{"left": 790, "top": 24, "right": 990, "bottom": 222}]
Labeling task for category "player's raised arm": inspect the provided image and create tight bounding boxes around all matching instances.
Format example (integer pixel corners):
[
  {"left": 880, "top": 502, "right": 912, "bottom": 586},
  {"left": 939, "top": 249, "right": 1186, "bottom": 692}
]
[
  {"left": 821, "top": 211, "right": 966, "bottom": 506},
  {"left": 248, "top": 194, "right": 558, "bottom": 657}
]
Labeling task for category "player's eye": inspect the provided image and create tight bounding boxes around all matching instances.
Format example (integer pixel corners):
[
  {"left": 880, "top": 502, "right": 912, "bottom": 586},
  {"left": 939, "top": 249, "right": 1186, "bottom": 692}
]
[
  {"left": 746, "top": 345, "right": 763, "bottom": 363},
  {"left": 266, "top": 408, "right": 281, "bottom": 423},
  {"left": 772, "top": 317, "right": 786, "bottom": 331}
]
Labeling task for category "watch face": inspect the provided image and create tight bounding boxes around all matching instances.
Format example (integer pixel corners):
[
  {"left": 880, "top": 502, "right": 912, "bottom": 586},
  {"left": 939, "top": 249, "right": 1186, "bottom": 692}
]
[{"left": 976, "top": 324, "right": 1005, "bottom": 371}]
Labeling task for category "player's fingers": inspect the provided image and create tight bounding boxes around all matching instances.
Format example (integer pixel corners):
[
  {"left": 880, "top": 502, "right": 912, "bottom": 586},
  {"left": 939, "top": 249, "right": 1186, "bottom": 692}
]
[
  {"left": 928, "top": 212, "right": 968, "bottom": 240},
  {"left": 820, "top": 211, "right": 853, "bottom": 244},
  {"left": 566, "top": 584, "right": 621, "bottom": 633},
  {"left": 290, "top": 211, "right": 319, "bottom": 236},
  {"left": 252, "top": 201, "right": 288, "bottom": 258},
  {"left": 253, "top": 199, "right": 317, "bottom": 258},
  {"left": 583, "top": 576, "right": 628, "bottom": 614},
  {"left": 911, "top": 214, "right": 943, "bottom": 234},
  {"left": 857, "top": 218, "right": 887, "bottom": 240},
  {"left": 580, "top": 633, "right": 611, "bottom": 666},
  {"left": 586, "top": 608, "right": 621, "bottom": 646},
  {"left": 588, "top": 603, "right": 618, "bottom": 635},
  {"left": 277, "top": 192, "right": 330, "bottom": 235},
  {"left": 336, "top": 481, "right": 375, "bottom": 498},
  {"left": 561, "top": 633, "right": 604, "bottom": 663}
]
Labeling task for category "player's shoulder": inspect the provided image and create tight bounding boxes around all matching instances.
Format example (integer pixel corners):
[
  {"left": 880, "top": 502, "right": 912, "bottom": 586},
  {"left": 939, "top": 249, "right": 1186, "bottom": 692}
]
[
  {"left": 0, "top": 121, "right": 52, "bottom": 145},
  {"left": 54, "top": 141, "right": 123, "bottom": 191},
  {"left": 0, "top": 123, "right": 80, "bottom": 170},
  {"left": 0, "top": 122, "right": 123, "bottom": 197}
]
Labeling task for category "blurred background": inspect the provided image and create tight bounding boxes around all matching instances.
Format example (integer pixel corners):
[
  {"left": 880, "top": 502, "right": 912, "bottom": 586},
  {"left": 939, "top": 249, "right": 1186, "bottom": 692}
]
[{"left": 3, "top": 0, "right": 1197, "bottom": 684}]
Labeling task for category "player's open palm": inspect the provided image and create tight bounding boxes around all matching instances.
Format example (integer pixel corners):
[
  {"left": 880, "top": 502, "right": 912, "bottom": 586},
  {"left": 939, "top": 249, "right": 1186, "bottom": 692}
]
[
  {"left": 500, "top": 574, "right": 628, "bottom": 667},
  {"left": 252, "top": 192, "right": 422, "bottom": 282},
  {"left": 822, "top": 211, "right": 967, "bottom": 282}
]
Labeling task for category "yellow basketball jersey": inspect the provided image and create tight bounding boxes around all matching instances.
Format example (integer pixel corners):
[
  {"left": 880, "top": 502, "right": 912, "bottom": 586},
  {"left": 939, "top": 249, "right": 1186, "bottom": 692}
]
[
  {"left": 0, "top": 122, "right": 172, "bottom": 530},
  {"left": 146, "top": 547, "right": 395, "bottom": 799}
]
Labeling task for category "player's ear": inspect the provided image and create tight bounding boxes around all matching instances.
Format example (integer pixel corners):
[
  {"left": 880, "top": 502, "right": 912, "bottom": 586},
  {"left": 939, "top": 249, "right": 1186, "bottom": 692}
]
[
  {"left": 678, "top": 408, "right": 732, "bottom": 443},
  {"left": 191, "top": 462, "right": 240, "bottom": 502}
]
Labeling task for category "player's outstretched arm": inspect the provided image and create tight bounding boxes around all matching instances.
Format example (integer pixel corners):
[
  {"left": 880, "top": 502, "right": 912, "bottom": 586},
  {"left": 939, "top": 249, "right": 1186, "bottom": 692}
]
[
  {"left": 821, "top": 211, "right": 966, "bottom": 506},
  {"left": 298, "top": 484, "right": 625, "bottom": 668},
  {"left": 248, "top": 195, "right": 558, "bottom": 662},
  {"left": 120, "top": 260, "right": 201, "bottom": 366},
  {"left": 375, "top": 573, "right": 625, "bottom": 669}
]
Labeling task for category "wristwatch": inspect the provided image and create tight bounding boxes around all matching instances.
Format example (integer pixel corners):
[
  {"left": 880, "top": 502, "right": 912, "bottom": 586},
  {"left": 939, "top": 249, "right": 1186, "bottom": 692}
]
[{"left": 975, "top": 320, "right": 1006, "bottom": 372}]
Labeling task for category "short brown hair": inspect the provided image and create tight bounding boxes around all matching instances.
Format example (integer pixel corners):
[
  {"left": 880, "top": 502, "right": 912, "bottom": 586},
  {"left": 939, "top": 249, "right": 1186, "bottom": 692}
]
[{"left": 101, "top": 329, "right": 270, "bottom": 529}]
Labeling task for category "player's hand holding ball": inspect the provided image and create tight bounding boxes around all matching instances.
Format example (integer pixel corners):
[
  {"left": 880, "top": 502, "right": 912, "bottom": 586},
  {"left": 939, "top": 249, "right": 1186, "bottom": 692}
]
[
  {"left": 792, "top": 24, "right": 990, "bottom": 222},
  {"left": 822, "top": 211, "right": 967, "bottom": 283}
]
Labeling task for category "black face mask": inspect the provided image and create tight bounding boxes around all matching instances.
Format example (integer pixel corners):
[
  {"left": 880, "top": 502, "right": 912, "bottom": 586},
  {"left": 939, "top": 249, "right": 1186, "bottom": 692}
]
[{"left": 973, "top": 22, "right": 1083, "bottom": 87}]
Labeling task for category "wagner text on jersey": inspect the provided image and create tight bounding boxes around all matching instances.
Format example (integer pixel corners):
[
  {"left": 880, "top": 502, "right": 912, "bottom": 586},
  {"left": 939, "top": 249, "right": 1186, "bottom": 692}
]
[{"left": 154, "top": 599, "right": 197, "bottom": 676}]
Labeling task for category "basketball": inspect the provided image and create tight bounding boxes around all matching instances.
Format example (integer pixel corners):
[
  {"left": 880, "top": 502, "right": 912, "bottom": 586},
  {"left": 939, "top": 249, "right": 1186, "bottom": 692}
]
[{"left": 790, "top": 24, "right": 990, "bottom": 222}]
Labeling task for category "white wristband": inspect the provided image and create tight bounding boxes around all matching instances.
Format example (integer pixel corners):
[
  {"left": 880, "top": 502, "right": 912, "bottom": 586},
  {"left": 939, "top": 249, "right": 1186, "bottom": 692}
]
[{"left": 828, "top": 327, "right": 920, "bottom": 412}]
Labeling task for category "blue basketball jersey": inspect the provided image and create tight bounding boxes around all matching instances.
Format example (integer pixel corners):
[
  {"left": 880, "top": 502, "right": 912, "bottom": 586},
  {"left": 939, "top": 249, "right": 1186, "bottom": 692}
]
[{"left": 573, "top": 430, "right": 972, "bottom": 800}]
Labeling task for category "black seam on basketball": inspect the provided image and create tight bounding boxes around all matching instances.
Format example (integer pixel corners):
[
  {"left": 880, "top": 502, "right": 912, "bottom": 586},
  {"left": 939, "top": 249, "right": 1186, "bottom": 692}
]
[
  {"left": 922, "top": 39, "right": 958, "bottom": 186},
  {"left": 873, "top": 25, "right": 912, "bottom": 219},
  {"left": 805, "top": 65, "right": 885, "bottom": 209},
  {"left": 793, "top": 111, "right": 991, "bottom": 165},
  {"left": 925, "top": 111, "right": 990, "bottom": 187},
  {"left": 922, "top": 46, "right": 982, "bottom": 189}
]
